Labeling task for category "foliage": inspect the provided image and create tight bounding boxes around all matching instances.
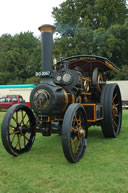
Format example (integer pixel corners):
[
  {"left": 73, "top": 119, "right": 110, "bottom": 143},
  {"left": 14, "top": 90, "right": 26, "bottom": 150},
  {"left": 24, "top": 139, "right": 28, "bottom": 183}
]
[
  {"left": 24, "top": 76, "right": 40, "bottom": 85},
  {"left": 112, "top": 65, "right": 128, "bottom": 80},
  {"left": 53, "top": 0, "right": 127, "bottom": 35},
  {"left": 0, "top": 0, "right": 127, "bottom": 84},
  {"left": 0, "top": 32, "right": 41, "bottom": 84},
  {"left": 52, "top": 0, "right": 128, "bottom": 79}
]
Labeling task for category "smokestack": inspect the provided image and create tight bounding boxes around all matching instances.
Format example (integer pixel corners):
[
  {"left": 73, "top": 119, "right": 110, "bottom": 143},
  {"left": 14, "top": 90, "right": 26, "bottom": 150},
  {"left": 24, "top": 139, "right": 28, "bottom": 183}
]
[{"left": 38, "top": 24, "right": 56, "bottom": 72}]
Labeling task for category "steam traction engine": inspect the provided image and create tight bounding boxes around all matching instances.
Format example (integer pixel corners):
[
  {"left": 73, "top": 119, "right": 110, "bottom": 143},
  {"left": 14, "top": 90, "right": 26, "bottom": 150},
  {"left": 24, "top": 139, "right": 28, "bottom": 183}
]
[{"left": 1, "top": 25, "right": 122, "bottom": 163}]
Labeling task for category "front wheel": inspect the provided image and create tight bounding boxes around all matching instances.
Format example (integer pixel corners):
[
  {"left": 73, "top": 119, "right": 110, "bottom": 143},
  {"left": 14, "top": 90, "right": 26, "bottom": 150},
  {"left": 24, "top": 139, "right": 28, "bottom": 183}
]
[
  {"left": 62, "top": 103, "right": 88, "bottom": 163},
  {"left": 1, "top": 104, "right": 36, "bottom": 156}
]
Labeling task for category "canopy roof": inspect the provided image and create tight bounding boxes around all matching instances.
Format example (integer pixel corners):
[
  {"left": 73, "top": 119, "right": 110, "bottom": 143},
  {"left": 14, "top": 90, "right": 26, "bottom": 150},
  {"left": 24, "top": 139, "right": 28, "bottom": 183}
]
[{"left": 56, "top": 55, "right": 120, "bottom": 73}]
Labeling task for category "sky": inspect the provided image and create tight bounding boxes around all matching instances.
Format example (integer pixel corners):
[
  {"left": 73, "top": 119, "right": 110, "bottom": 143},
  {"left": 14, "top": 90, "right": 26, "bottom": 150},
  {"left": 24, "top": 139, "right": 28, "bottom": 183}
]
[{"left": 0, "top": 0, "right": 64, "bottom": 37}]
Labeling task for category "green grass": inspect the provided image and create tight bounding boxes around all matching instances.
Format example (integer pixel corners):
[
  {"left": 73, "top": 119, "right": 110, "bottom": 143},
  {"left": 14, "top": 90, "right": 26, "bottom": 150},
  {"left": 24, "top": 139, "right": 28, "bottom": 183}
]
[{"left": 0, "top": 110, "right": 128, "bottom": 193}]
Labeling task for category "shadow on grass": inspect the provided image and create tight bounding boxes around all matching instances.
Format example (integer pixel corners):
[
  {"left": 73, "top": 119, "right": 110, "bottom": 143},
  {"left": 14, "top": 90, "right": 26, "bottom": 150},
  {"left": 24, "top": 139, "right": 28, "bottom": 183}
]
[
  {"left": 33, "top": 128, "right": 104, "bottom": 153},
  {"left": 0, "top": 125, "right": 120, "bottom": 165},
  {"left": 88, "top": 126, "right": 104, "bottom": 140},
  {"left": 32, "top": 134, "right": 63, "bottom": 155},
  {"left": 27, "top": 127, "right": 105, "bottom": 163}
]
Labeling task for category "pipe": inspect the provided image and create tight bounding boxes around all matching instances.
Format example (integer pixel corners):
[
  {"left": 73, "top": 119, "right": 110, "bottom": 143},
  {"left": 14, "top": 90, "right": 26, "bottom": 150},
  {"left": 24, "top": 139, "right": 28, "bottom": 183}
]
[{"left": 38, "top": 24, "right": 56, "bottom": 72}]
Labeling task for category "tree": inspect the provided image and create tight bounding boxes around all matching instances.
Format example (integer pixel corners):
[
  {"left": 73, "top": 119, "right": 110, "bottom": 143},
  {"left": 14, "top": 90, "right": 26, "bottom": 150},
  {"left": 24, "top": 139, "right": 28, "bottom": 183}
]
[
  {"left": 52, "top": 0, "right": 128, "bottom": 79},
  {"left": 116, "top": 65, "right": 128, "bottom": 80},
  {"left": 53, "top": 0, "right": 127, "bottom": 34},
  {"left": 0, "top": 32, "right": 41, "bottom": 84}
]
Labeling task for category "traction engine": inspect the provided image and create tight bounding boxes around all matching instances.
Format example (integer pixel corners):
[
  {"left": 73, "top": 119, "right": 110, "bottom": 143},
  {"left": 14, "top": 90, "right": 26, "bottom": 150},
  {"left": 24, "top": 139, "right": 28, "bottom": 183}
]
[{"left": 1, "top": 24, "right": 122, "bottom": 163}]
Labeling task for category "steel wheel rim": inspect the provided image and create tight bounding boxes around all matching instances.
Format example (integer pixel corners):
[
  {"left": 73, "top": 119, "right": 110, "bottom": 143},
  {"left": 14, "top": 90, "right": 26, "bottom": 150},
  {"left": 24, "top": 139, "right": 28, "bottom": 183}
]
[
  {"left": 8, "top": 109, "right": 35, "bottom": 153},
  {"left": 97, "top": 72, "right": 104, "bottom": 92},
  {"left": 112, "top": 87, "right": 122, "bottom": 133},
  {"left": 71, "top": 109, "right": 86, "bottom": 158}
]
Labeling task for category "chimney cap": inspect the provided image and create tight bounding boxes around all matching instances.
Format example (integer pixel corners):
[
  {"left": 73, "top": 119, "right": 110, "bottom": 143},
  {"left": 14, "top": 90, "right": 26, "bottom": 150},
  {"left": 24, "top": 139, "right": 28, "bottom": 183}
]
[{"left": 38, "top": 24, "right": 56, "bottom": 33}]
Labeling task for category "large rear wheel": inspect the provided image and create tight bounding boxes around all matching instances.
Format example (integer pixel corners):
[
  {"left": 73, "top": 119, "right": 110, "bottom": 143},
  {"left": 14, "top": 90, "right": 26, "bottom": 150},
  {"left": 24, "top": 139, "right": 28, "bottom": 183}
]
[
  {"left": 1, "top": 104, "right": 36, "bottom": 156},
  {"left": 100, "top": 84, "right": 122, "bottom": 137},
  {"left": 62, "top": 103, "right": 88, "bottom": 163}
]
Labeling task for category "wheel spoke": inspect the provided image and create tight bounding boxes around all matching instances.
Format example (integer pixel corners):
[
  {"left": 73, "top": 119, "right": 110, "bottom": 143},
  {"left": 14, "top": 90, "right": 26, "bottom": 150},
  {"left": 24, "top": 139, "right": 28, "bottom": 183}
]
[
  {"left": 26, "top": 119, "right": 30, "bottom": 125},
  {"left": 112, "top": 118, "right": 118, "bottom": 128},
  {"left": 21, "top": 110, "right": 24, "bottom": 122},
  {"left": 12, "top": 116, "right": 20, "bottom": 125},
  {"left": 78, "top": 114, "right": 81, "bottom": 126},
  {"left": 113, "top": 93, "right": 117, "bottom": 102},
  {"left": 24, "top": 119, "right": 30, "bottom": 128},
  {"left": 24, "top": 136, "right": 26, "bottom": 146},
  {"left": 15, "top": 135, "right": 20, "bottom": 149},
  {"left": 72, "top": 136, "right": 78, "bottom": 145},
  {"left": 113, "top": 113, "right": 119, "bottom": 118},
  {"left": 113, "top": 103, "right": 119, "bottom": 107},
  {"left": 74, "top": 113, "right": 78, "bottom": 125},
  {"left": 19, "top": 135, "right": 22, "bottom": 149},
  {"left": 10, "top": 124, "right": 15, "bottom": 129},
  {"left": 9, "top": 131, "right": 19, "bottom": 135},
  {"left": 74, "top": 140, "right": 79, "bottom": 153},
  {"left": 15, "top": 134, "right": 24, "bottom": 150},
  {"left": 74, "top": 112, "right": 82, "bottom": 126},
  {"left": 72, "top": 112, "right": 84, "bottom": 153},
  {"left": 20, "top": 111, "right": 27, "bottom": 124},
  {"left": 23, "top": 135, "right": 29, "bottom": 142},
  {"left": 16, "top": 111, "right": 18, "bottom": 124},
  {"left": 11, "top": 134, "right": 16, "bottom": 144},
  {"left": 72, "top": 127, "right": 77, "bottom": 132}
]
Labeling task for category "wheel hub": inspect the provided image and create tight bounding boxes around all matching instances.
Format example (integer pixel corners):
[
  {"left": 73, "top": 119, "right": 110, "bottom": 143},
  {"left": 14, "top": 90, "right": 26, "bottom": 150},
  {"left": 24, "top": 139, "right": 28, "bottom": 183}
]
[
  {"left": 79, "top": 129, "right": 85, "bottom": 136},
  {"left": 112, "top": 106, "right": 118, "bottom": 115},
  {"left": 72, "top": 128, "right": 85, "bottom": 138},
  {"left": 14, "top": 125, "right": 28, "bottom": 135}
]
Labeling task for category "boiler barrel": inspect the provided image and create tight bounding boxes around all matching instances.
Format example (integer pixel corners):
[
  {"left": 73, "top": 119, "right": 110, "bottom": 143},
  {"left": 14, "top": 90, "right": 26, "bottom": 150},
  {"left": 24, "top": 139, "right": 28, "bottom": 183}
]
[{"left": 30, "top": 83, "right": 75, "bottom": 116}]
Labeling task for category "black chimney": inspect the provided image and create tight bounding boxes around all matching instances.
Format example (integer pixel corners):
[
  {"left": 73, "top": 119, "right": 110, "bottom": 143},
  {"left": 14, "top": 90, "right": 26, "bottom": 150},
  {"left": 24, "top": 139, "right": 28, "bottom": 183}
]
[{"left": 38, "top": 24, "right": 56, "bottom": 72}]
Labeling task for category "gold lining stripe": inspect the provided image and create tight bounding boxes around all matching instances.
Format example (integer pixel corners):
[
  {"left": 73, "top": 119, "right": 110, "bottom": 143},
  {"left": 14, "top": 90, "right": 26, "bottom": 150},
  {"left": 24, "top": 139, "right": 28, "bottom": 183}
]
[
  {"left": 82, "top": 104, "right": 104, "bottom": 122},
  {"left": 94, "top": 104, "right": 96, "bottom": 122},
  {"left": 62, "top": 89, "right": 69, "bottom": 112},
  {"left": 72, "top": 94, "right": 75, "bottom": 104},
  {"left": 82, "top": 104, "right": 95, "bottom": 106},
  {"left": 105, "top": 60, "right": 120, "bottom": 73},
  {"left": 81, "top": 77, "right": 91, "bottom": 82},
  {"left": 79, "top": 96, "right": 82, "bottom": 103},
  {"left": 81, "top": 92, "right": 92, "bottom": 95},
  {"left": 43, "top": 116, "right": 51, "bottom": 122}
]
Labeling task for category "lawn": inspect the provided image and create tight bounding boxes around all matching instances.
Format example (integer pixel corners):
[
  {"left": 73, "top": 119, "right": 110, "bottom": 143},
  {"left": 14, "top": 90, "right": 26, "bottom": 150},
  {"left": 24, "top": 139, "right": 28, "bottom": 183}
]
[{"left": 0, "top": 110, "right": 128, "bottom": 193}]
